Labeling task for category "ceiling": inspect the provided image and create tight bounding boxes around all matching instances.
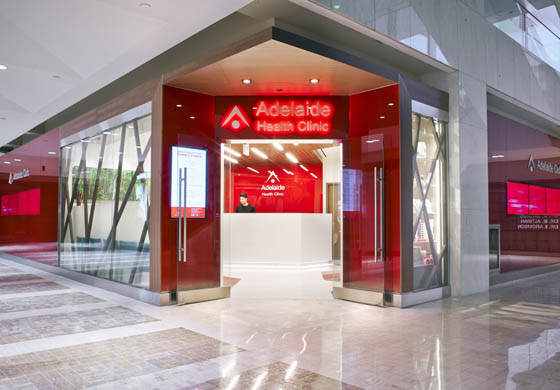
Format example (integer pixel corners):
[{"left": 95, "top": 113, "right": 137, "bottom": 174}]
[
  {"left": 0, "top": 0, "right": 252, "bottom": 148},
  {"left": 169, "top": 40, "right": 396, "bottom": 96},
  {"left": 224, "top": 142, "right": 337, "bottom": 166}
]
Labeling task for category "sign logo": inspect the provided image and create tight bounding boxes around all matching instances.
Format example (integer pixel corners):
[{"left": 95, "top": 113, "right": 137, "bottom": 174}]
[
  {"left": 528, "top": 154, "right": 560, "bottom": 175},
  {"left": 265, "top": 170, "right": 280, "bottom": 184},
  {"left": 222, "top": 100, "right": 334, "bottom": 135},
  {"left": 8, "top": 168, "right": 30, "bottom": 184},
  {"left": 221, "top": 105, "right": 250, "bottom": 131}
]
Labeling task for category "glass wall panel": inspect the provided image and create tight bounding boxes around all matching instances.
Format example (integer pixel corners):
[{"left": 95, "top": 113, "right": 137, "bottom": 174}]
[
  {"left": 59, "top": 114, "right": 151, "bottom": 288},
  {"left": 412, "top": 113, "right": 447, "bottom": 290}
]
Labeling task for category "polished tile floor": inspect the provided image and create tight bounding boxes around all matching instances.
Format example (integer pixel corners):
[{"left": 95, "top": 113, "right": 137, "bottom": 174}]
[{"left": 1, "top": 256, "right": 560, "bottom": 389}]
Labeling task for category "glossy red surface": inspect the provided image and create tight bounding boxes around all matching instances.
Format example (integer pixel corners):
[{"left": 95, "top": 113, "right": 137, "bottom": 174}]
[
  {"left": 346, "top": 85, "right": 401, "bottom": 293},
  {"left": 528, "top": 185, "right": 546, "bottom": 215},
  {"left": 0, "top": 129, "right": 59, "bottom": 263},
  {"left": 161, "top": 86, "right": 219, "bottom": 292},
  {"left": 488, "top": 110, "right": 560, "bottom": 269},
  {"left": 224, "top": 164, "right": 323, "bottom": 213}
]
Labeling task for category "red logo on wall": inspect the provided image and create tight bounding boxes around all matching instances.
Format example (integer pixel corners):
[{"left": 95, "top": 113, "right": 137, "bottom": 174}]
[
  {"left": 221, "top": 105, "right": 250, "bottom": 131},
  {"left": 221, "top": 100, "right": 333, "bottom": 135}
]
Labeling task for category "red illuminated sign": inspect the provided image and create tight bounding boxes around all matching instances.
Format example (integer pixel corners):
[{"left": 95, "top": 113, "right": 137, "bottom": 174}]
[{"left": 222, "top": 100, "right": 334, "bottom": 135}]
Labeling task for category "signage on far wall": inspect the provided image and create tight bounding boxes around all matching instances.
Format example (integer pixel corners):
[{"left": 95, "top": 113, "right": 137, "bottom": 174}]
[
  {"left": 8, "top": 168, "right": 30, "bottom": 184},
  {"left": 528, "top": 154, "right": 560, "bottom": 175}
]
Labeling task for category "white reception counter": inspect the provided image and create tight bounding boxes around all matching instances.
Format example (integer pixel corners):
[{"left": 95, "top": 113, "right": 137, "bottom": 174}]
[{"left": 222, "top": 213, "right": 332, "bottom": 267}]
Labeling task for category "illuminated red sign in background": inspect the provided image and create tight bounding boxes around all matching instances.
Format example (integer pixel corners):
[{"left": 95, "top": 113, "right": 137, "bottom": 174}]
[
  {"left": 215, "top": 96, "right": 348, "bottom": 139},
  {"left": 1, "top": 188, "right": 40, "bottom": 216},
  {"left": 225, "top": 164, "right": 323, "bottom": 213},
  {"left": 507, "top": 181, "right": 560, "bottom": 216}
]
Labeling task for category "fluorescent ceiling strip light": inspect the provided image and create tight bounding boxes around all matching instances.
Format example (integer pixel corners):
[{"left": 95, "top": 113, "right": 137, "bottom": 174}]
[
  {"left": 299, "top": 164, "right": 309, "bottom": 172},
  {"left": 247, "top": 167, "right": 259, "bottom": 174},
  {"left": 223, "top": 155, "right": 238, "bottom": 164},
  {"left": 283, "top": 169, "right": 294, "bottom": 175},
  {"left": 272, "top": 142, "right": 284, "bottom": 151},
  {"left": 310, "top": 173, "right": 318, "bottom": 179},
  {"left": 285, "top": 152, "right": 298, "bottom": 163},
  {"left": 251, "top": 147, "right": 268, "bottom": 159},
  {"left": 224, "top": 146, "right": 241, "bottom": 157}
]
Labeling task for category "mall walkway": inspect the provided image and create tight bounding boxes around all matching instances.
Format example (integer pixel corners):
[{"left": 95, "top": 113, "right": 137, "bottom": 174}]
[{"left": 0, "top": 255, "right": 559, "bottom": 389}]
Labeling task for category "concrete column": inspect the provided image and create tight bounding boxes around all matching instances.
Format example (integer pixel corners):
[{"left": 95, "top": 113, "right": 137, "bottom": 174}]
[{"left": 447, "top": 71, "right": 490, "bottom": 296}]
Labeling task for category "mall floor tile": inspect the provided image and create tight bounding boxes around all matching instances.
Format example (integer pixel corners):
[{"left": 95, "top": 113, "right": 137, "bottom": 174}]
[
  {"left": 0, "top": 274, "right": 42, "bottom": 284},
  {"left": 0, "top": 255, "right": 560, "bottom": 389},
  {"left": 0, "top": 281, "right": 68, "bottom": 295}
]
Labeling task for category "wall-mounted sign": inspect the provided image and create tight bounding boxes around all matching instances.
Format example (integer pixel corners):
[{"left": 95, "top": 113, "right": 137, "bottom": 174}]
[
  {"left": 8, "top": 168, "right": 30, "bottom": 184},
  {"left": 221, "top": 99, "right": 334, "bottom": 135},
  {"left": 528, "top": 154, "right": 560, "bottom": 175},
  {"left": 170, "top": 146, "right": 207, "bottom": 219}
]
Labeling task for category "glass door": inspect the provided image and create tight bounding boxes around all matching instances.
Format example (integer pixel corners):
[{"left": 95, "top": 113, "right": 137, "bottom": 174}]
[{"left": 343, "top": 134, "right": 385, "bottom": 295}]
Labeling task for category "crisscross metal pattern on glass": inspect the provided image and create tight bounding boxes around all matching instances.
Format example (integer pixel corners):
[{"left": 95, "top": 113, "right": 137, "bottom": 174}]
[
  {"left": 412, "top": 113, "right": 448, "bottom": 290},
  {"left": 59, "top": 115, "right": 152, "bottom": 288}
]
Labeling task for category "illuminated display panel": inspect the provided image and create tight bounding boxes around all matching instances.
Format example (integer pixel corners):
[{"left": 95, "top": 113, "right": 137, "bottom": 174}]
[
  {"left": 170, "top": 146, "right": 207, "bottom": 219},
  {"left": 1, "top": 189, "right": 41, "bottom": 216},
  {"left": 507, "top": 182, "right": 529, "bottom": 215},
  {"left": 529, "top": 185, "right": 546, "bottom": 215},
  {"left": 546, "top": 188, "right": 560, "bottom": 215}
]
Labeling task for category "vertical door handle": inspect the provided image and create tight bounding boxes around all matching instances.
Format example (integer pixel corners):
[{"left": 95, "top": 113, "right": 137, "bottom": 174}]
[
  {"left": 177, "top": 167, "right": 182, "bottom": 262},
  {"left": 182, "top": 167, "right": 187, "bottom": 262},
  {"left": 374, "top": 167, "right": 378, "bottom": 262},
  {"left": 378, "top": 168, "right": 384, "bottom": 261}
]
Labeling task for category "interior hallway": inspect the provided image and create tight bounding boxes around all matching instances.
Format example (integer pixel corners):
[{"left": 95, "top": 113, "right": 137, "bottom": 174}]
[{"left": 1, "top": 254, "right": 560, "bottom": 390}]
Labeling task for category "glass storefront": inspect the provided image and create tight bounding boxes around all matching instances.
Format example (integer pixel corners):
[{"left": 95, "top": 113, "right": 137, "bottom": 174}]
[
  {"left": 59, "top": 114, "right": 152, "bottom": 288},
  {"left": 412, "top": 113, "right": 448, "bottom": 290}
]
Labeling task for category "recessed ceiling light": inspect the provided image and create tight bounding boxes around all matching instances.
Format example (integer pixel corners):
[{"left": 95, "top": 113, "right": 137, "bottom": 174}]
[
  {"left": 366, "top": 140, "right": 380, "bottom": 143},
  {"left": 0, "top": 65, "right": 7, "bottom": 71},
  {"left": 47, "top": 151, "right": 57, "bottom": 155},
  {"left": 14, "top": 158, "right": 21, "bottom": 162},
  {"left": 333, "top": 4, "right": 341, "bottom": 9},
  {"left": 242, "top": 79, "right": 252, "bottom": 84},
  {"left": 272, "top": 142, "right": 284, "bottom": 151},
  {"left": 379, "top": 116, "right": 385, "bottom": 119},
  {"left": 3, "top": 161, "right": 10, "bottom": 165},
  {"left": 388, "top": 102, "right": 395, "bottom": 106},
  {"left": 491, "top": 154, "right": 505, "bottom": 158},
  {"left": 309, "top": 78, "right": 319, "bottom": 84},
  {"left": 189, "top": 116, "right": 195, "bottom": 119},
  {"left": 176, "top": 104, "right": 182, "bottom": 108},
  {"left": 138, "top": 2, "right": 151, "bottom": 7}
]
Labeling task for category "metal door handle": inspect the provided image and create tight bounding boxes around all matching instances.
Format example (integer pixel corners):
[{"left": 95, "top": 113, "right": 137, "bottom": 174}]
[
  {"left": 374, "top": 167, "right": 378, "bottom": 262},
  {"left": 378, "top": 167, "right": 384, "bottom": 262},
  {"left": 177, "top": 167, "right": 188, "bottom": 262}
]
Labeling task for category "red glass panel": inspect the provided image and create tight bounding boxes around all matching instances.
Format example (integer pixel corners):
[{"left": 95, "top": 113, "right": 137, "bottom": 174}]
[
  {"left": 546, "top": 188, "right": 560, "bottom": 215},
  {"left": 528, "top": 185, "right": 546, "bottom": 215},
  {"left": 28, "top": 188, "right": 41, "bottom": 215},
  {"left": 507, "top": 182, "right": 529, "bottom": 215}
]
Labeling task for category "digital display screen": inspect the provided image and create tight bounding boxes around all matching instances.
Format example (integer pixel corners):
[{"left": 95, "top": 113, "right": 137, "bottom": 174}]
[
  {"left": 1, "top": 188, "right": 40, "bottom": 216},
  {"left": 546, "top": 188, "right": 560, "bottom": 216},
  {"left": 529, "top": 185, "right": 546, "bottom": 215},
  {"left": 170, "top": 146, "right": 207, "bottom": 219},
  {"left": 507, "top": 181, "right": 560, "bottom": 216},
  {"left": 507, "top": 182, "right": 529, "bottom": 215}
]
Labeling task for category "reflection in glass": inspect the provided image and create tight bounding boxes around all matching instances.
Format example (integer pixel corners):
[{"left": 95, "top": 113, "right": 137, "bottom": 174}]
[
  {"left": 412, "top": 113, "right": 447, "bottom": 290},
  {"left": 59, "top": 115, "right": 152, "bottom": 288}
]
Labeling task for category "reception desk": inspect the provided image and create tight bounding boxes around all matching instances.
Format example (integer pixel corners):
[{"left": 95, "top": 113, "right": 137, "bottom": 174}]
[{"left": 222, "top": 213, "right": 332, "bottom": 266}]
